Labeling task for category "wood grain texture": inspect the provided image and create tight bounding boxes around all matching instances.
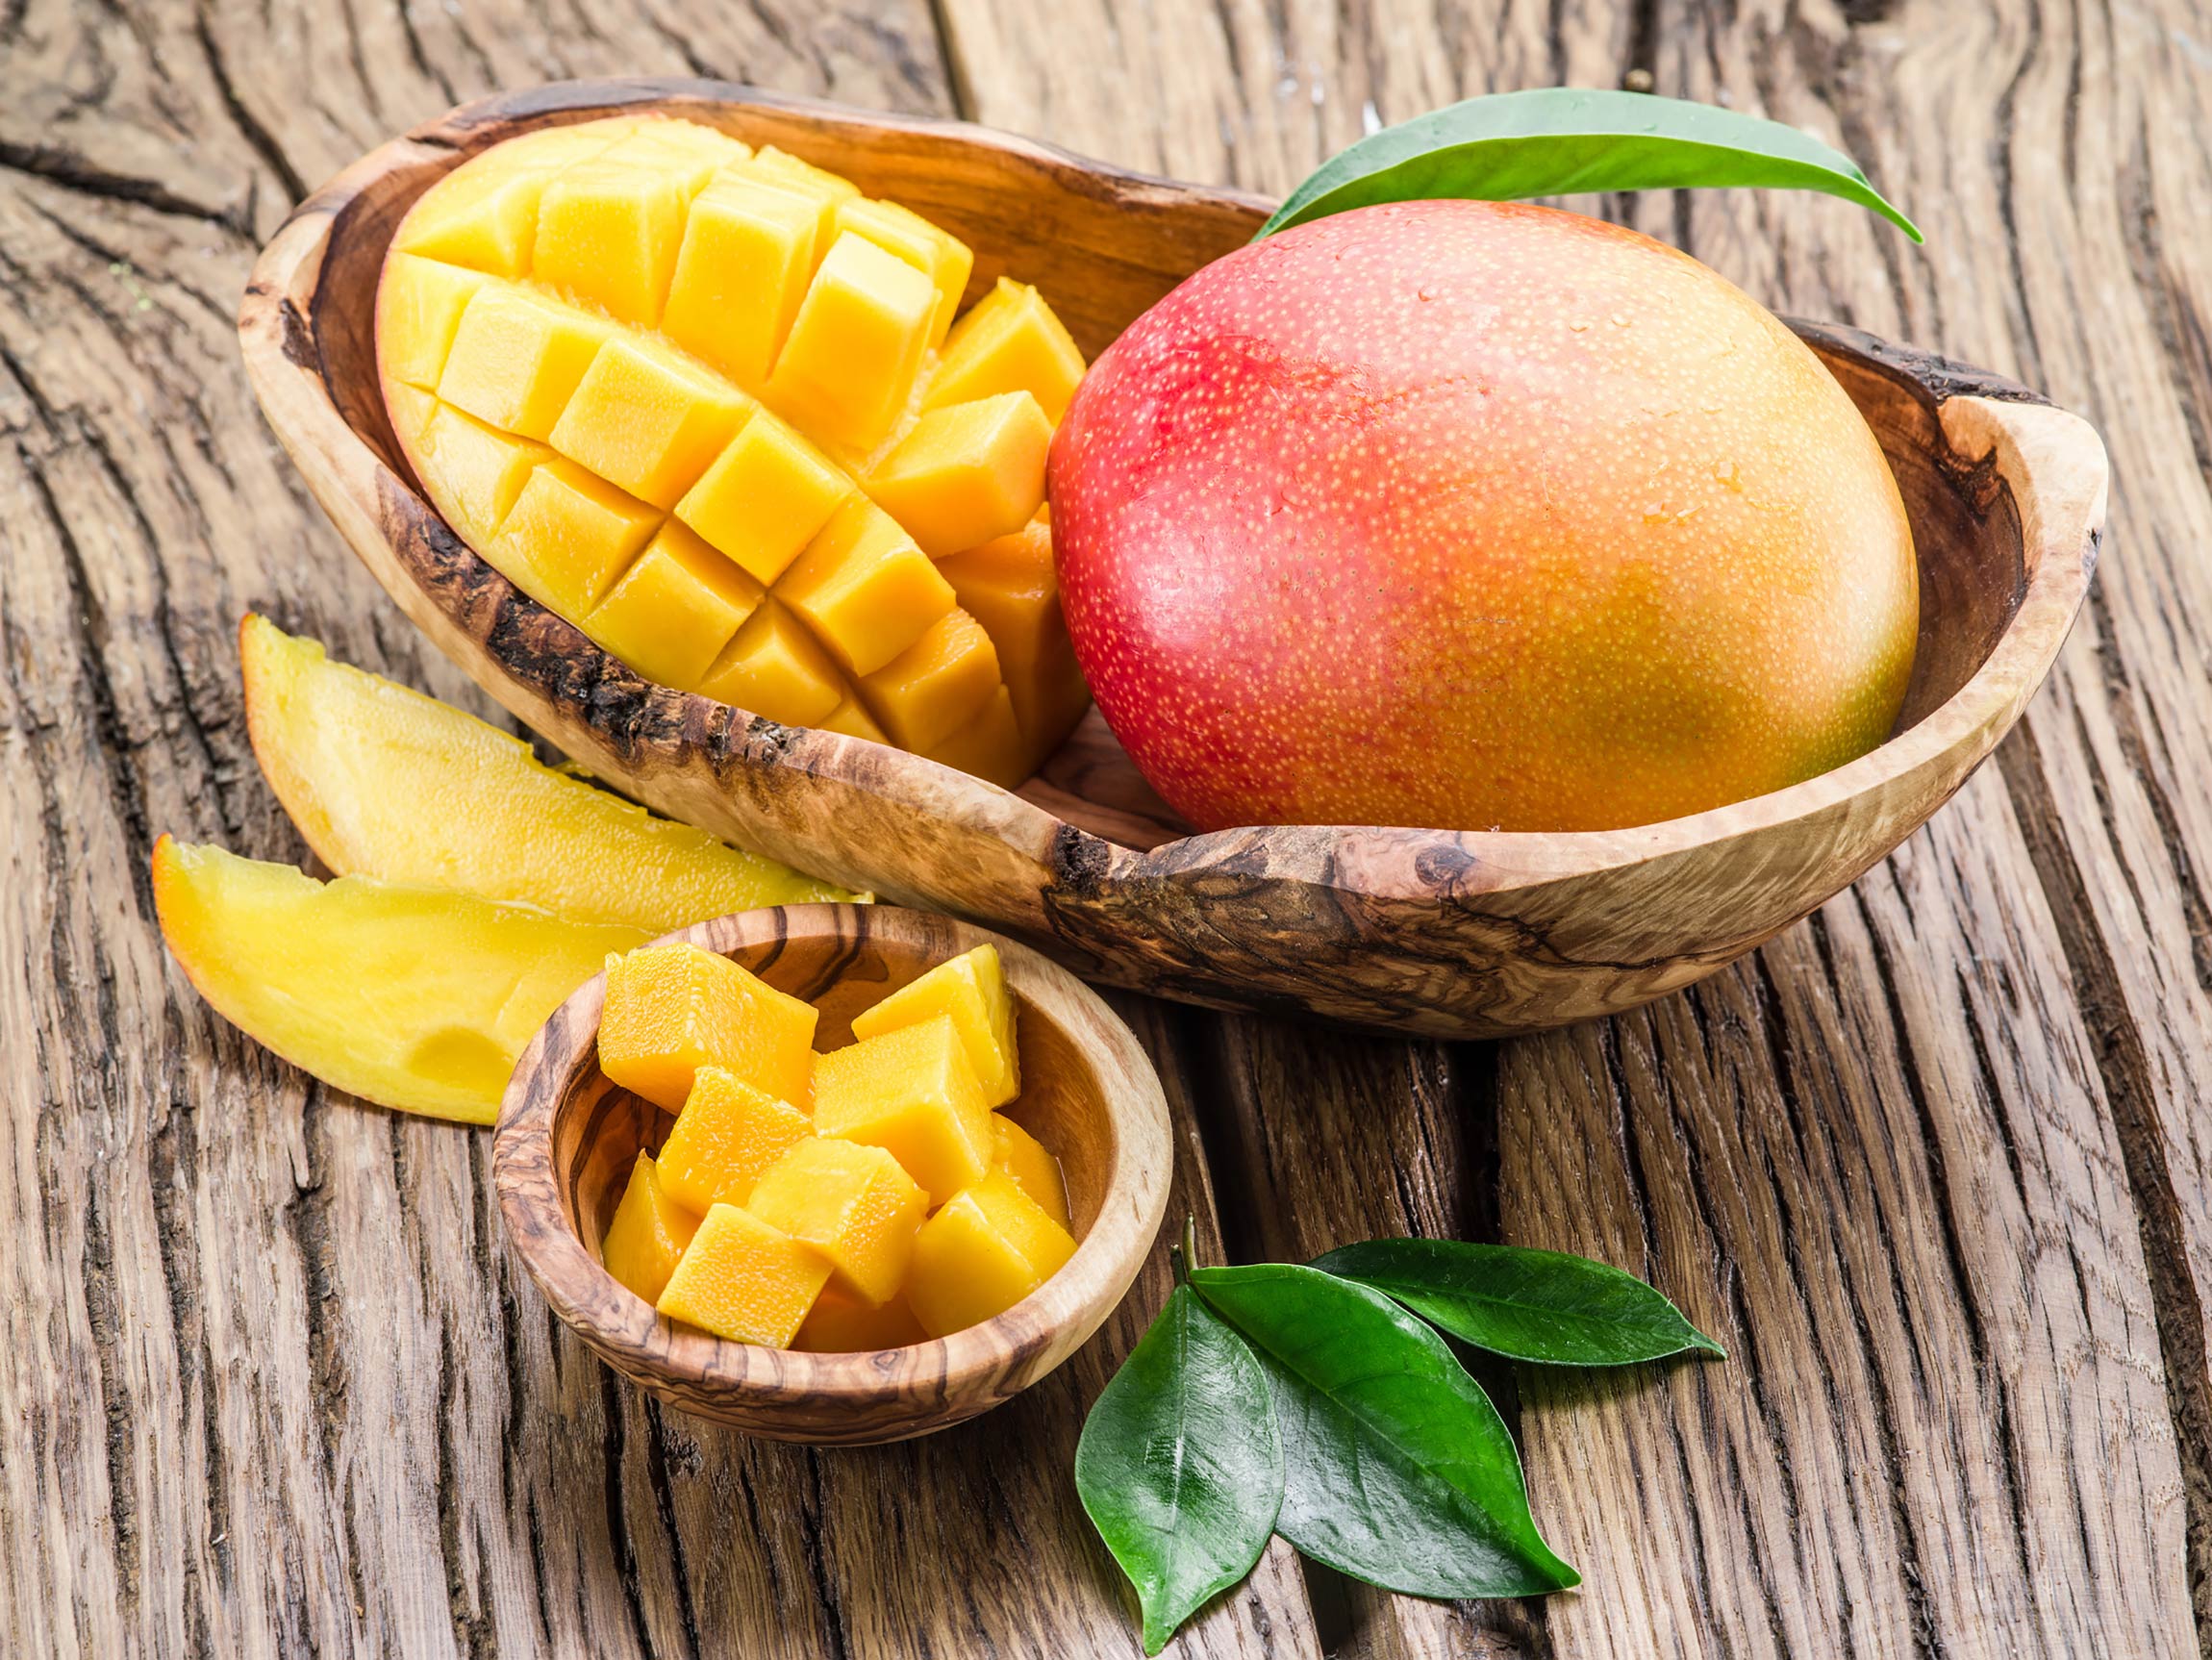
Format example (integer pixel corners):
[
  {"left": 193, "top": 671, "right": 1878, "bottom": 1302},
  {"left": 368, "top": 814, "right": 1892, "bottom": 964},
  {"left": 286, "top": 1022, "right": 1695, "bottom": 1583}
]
[
  {"left": 935, "top": 0, "right": 2212, "bottom": 1654},
  {"left": 0, "top": 5, "right": 1320, "bottom": 1655},
  {"left": 239, "top": 81, "right": 2102, "bottom": 1042}
]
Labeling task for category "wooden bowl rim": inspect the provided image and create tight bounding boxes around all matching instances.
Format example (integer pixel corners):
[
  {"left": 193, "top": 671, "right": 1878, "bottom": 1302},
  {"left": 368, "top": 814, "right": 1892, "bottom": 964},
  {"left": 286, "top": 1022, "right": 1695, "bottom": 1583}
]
[
  {"left": 238, "top": 76, "right": 2108, "bottom": 894},
  {"left": 490, "top": 903, "right": 1173, "bottom": 1415}
]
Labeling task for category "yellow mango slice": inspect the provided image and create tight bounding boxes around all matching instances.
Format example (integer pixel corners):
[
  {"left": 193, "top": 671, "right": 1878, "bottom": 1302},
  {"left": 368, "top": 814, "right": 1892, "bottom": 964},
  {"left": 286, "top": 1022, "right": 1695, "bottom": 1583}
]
[
  {"left": 240, "top": 616, "right": 852, "bottom": 935},
  {"left": 767, "top": 232, "right": 936, "bottom": 450},
  {"left": 664, "top": 175, "right": 829, "bottom": 388},
  {"left": 905, "top": 1169, "right": 1079, "bottom": 1337},
  {"left": 938, "top": 516, "right": 1092, "bottom": 766},
  {"left": 548, "top": 337, "right": 751, "bottom": 509},
  {"left": 657, "top": 1203, "right": 831, "bottom": 1346},
  {"left": 927, "top": 686, "right": 1027, "bottom": 790},
  {"left": 583, "top": 519, "right": 766, "bottom": 690},
  {"left": 835, "top": 195, "right": 974, "bottom": 347},
  {"left": 437, "top": 286, "right": 614, "bottom": 440},
  {"left": 925, "top": 277, "right": 1088, "bottom": 423},
  {"left": 675, "top": 415, "right": 851, "bottom": 587},
  {"left": 152, "top": 837, "right": 646, "bottom": 1125},
  {"left": 991, "top": 1114, "right": 1069, "bottom": 1229},
  {"left": 866, "top": 392, "right": 1051, "bottom": 558},
  {"left": 487, "top": 458, "right": 663, "bottom": 617},
  {"left": 858, "top": 609, "right": 1001, "bottom": 754},
  {"left": 695, "top": 600, "right": 849, "bottom": 727},
  {"left": 599, "top": 942, "right": 817, "bottom": 1112},
  {"left": 848, "top": 943, "right": 1018, "bottom": 1108},
  {"left": 376, "top": 255, "right": 493, "bottom": 390},
  {"left": 657, "top": 1066, "right": 814, "bottom": 1214},
  {"left": 792, "top": 1284, "right": 926, "bottom": 1352},
  {"left": 601, "top": 1152, "right": 703, "bottom": 1305},
  {"left": 777, "top": 499, "right": 954, "bottom": 679},
  {"left": 746, "top": 1138, "right": 928, "bottom": 1305},
  {"left": 811, "top": 1013, "right": 993, "bottom": 1203}
]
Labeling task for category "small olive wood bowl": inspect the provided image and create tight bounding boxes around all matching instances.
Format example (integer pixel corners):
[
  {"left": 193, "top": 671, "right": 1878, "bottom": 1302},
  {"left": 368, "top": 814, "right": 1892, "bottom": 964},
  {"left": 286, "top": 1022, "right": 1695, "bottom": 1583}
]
[
  {"left": 239, "top": 78, "right": 2110, "bottom": 1041},
  {"left": 492, "top": 903, "right": 1172, "bottom": 1443}
]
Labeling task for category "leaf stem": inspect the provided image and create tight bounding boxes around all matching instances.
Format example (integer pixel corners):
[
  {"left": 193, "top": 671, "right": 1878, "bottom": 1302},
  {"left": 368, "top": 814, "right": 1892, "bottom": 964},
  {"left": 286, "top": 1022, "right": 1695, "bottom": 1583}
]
[{"left": 1170, "top": 1214, "right": 1198, "bottom": 1285}]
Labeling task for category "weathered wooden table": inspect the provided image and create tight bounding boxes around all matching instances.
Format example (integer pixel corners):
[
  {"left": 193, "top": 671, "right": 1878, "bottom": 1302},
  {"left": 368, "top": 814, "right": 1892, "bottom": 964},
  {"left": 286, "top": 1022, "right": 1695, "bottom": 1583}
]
[{"left": 6, "top": 3, "right": 2209, "bottom": 1655}]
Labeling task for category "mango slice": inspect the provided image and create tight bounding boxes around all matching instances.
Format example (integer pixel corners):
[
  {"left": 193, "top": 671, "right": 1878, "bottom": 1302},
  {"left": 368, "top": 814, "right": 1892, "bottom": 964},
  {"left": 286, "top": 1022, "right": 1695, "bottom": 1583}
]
[
  {"left": 240, "top": 616, "right": 852, "bottom": 934},
  {"left": 376, "top": 113, "right": 1094, "bottom": 785},
  {"left": 656, "top": 1066, "right": 814, "bottom": 1214},
  {"left": 657, "top": 1203, "right": 831, "bottom": 1346},
  {"left": 792, "top": 1284, "right": 927, "bottom": 1353},
  {"left": 745, "top": 1138, "right": 927, "bottom": 1305},
  {"left": 848, "top": 943, "right": 1018, "bottom": 1108},
  {"left": 812, "top": 1013, "right": 994, "bottom": 1202},
  {"left": 602, "top": 1152, "right": 703, "bottom": 1304},
  {"left": 153, "top": 837, "right": 646, "bottom": 1125},
  {"left": 991, "top": 1114, "right": 1070, "bottom": 1230},
  {"left": 600, "top": 942, "right": 817, "bottom": 1112},
  {"left": 905, "top": 1169, "right": 1079, "bottom": 1337}
]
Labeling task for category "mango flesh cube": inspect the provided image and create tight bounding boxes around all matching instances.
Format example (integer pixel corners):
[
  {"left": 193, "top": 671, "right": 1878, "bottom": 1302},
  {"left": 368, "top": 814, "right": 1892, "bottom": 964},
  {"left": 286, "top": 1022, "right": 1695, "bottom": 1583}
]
[
  {"left": 437, "top": 287, "right": 614, "bottom": 441},
  {"left": 835, "top": 195, "right": 974, "bottom": 347},
  {"left": 407, "top": 398, "right": 551, "bottom": 547},
  {"left": 777, "top": 500, "right": 955, "bottom": 678},
  {"left": 858, "top": 609, "right": 1001, "bottom": 753},
  {"left": 905, "top": 1170, "right": 1079, "bottom": 1338},
  {"left": 811, "top": 1013, "right": 993, "bottom": 1203},
  {"left": 866, "top": 392, "right": 1051, "bottom": 559},
  {"left": 849, "top": 943, "right": 1019, "bottom": 1109},
  {"left": 656, "top": 1066, "right": 814, "bottom": 1214},
  {"left": 486, "top": 458, "right": 662, "bottom": 617},
  {"left": 696, "top": 601, "right": 849, "bottom": 727},
  {"left": 378, "top": 256, "right": 493, "bottom": 390},
  {"left": 793, "top": 1284, "right": 926, "bottom": 1352},
  {"left": 818, "top": 698, "right": 889, "bottom": 744},
  {"left": 747, "top": 145, "right": 861, "bottom": 204},
  {"left": 767, "top": 232, "right": 936, "bottom": 450},
  {"left": 676, "top": 415, "right": 851, "bottom": 586},
  {"left": 599, "top": 941, "right": 817, "bottom": 1111},
  {"left": 657, "top": 1202, "right": 831, "bottom": 1346},
  {"left": 548, "top": 338, "right": 750, "bottom": 510},
  {"left": 602, "top": 1152, "right": 703, "bottom": 1305},
  {"left": 937, "top": 517, "right": 1092, "bottom": 761},
  {"left": 991, "top": 1114, "right": 1069, "bottom": 1229},
  {"left": 925, "top": 278, "right": 1088, "bottom": 423},
  {"left": 663, "top": 177, "right": 828, "bottom": 388},
  {"left": 926, "top": 685, "right": 1028, "bottom": 789},
  {"left": 583, "top": 519, "right": 765, "bottom": 690},
  {"left": 745, "top": 1138, "right": 927, "bottom": 1305},
  {"left": 532, "top": 158, "right": 687, "bottom": 324},
  {"left": 612, "top": 120, "right": 752, "bottom": 191},
  {"left": 391, "top": 166, "right": 555, "bottom": 277}
]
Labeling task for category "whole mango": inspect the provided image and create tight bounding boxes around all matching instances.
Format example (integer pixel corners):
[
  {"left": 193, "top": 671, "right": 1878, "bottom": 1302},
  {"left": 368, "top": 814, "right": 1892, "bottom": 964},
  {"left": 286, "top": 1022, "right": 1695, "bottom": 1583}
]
[{"left": 1048, "top": 199, "right": 1919, "bottom": 834}]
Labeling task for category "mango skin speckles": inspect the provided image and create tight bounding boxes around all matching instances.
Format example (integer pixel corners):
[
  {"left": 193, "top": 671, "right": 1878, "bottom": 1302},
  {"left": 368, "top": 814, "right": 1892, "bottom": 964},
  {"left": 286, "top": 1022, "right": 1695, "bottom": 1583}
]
[{"left": 1047, "top": 199, "right": 1919, "bottom": 835}]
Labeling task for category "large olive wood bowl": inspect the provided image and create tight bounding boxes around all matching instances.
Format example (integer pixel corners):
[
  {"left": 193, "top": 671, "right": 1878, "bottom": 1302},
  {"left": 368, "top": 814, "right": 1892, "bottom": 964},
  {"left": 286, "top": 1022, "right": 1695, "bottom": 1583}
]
[
  {"left": 238, "top": 78, "right": 2109, "bottom": 1041},
  {"left": 494, "top": 903, "right": 1172, "bottom": 1443}
]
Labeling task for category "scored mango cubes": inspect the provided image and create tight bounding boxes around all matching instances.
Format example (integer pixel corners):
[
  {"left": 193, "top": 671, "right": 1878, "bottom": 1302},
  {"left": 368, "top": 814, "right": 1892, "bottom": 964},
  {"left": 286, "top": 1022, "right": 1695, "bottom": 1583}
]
[
  {"left": 812, "top": 1013, "right": 993, "bottom": 1203},
  {"left": 599, "top": 942, "right": 817, "bottom": 1111},
  {"left": 905, "top": 1169, "right": 1078, "bottom": 1338},
  {"left": 848, "top": 943, "right": 1018, "bottom": 1107},
  {"left": 378, "top": 113, "right": 1094, "bottom": 787},
  {"left": 656, "top": 1202, "right": 831, "bottom": 1347},
  {"left": 746, "top": 1138, "right": 927, "bottom": 1305}
]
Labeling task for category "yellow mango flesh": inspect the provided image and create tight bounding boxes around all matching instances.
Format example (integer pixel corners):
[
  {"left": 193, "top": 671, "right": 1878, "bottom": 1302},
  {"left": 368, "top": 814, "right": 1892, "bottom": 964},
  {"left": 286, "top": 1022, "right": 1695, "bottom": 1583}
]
[
  {"left": 927, "top": 686, "right": 1028, "bottom": 790},
  {"left": 376, "top": 113, "right": 1092, "bottom": 787},
  {"left": 811, "top": 1013, "right": 993, "bottom": 1203},
  {"left": 792, "top": 1284, "right": 927, "bottom": 1353},
  {"left": 937, "top": 516, "right": 1093, "bottom": 768},
  {"left": 905, "top": 1170, "right": 1078, "bottom": 1338},
  {"left": 657, "top": 1203, "right": 831, "bottom": 1346},
  {"left": 239, "top": 615, "right": 851, "bottom": 934},
  {"left": 599, "top": 943, "right": 817, "bottom": 1112},
  {"left": 848, "top": 943, "right": 1018, "bottom": 1107},
  {"left": 745, "top": 1138, "right": 927, "bottom": 1305},
  {"left": 602, "top": 1152, "right": 703, "bottom": 1305},
  {"left": 153, "top": 837, "right": 646, "bottom": 1125},
  {"left": 991, "top": 1114, "right": 1069, "bottom": 1229},
  {"left": 656, "top": 1066, "right": 814, "bottom": 1214}
]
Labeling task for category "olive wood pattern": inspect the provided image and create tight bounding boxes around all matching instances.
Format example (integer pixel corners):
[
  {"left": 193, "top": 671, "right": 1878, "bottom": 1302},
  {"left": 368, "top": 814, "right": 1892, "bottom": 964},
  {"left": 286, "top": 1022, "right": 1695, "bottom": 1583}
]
[
  {"left": 238, "top": 78, "right": 2109, "bottom": 1040},
  {"left": 493, "top": 903, "right": 1172, "bottom": 1443}
]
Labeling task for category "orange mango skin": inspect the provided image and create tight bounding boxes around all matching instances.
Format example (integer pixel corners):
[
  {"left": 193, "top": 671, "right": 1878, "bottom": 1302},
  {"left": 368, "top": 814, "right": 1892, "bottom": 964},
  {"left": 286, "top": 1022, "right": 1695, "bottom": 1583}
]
[{"left": 1050, "top": 199, "right": 1919, "bottom": 835}]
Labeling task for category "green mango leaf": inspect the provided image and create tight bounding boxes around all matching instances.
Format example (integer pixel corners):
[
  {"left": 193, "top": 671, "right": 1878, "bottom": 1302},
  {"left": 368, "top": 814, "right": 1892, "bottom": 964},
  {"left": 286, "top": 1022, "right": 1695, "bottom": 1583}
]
[
  {"left": 1313, "top": 1238, "right": 1725, "bottom": 1367},
  {"left": 1190, "top": 1264, "right": 1577, "bottom": 1600},
  {"left": 1257, "top": 88, "right": 1921, "bottom": 242},
  {"left": 1075, "top": 1285, "right": 1284, "bottom": 1653}
]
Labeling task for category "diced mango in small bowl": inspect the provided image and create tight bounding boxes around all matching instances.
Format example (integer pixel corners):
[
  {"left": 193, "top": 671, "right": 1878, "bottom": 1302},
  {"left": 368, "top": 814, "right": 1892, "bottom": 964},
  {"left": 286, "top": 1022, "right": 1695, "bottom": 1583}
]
[{"left": 593, "top": 940, "right": 1079, "bottom": 1348}]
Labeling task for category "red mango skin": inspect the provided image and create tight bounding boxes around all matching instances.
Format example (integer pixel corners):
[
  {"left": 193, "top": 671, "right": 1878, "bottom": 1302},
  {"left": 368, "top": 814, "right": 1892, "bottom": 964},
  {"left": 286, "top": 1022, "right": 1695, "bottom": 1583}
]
[{"left": 1047, "top": 199, "right": 1919, "bottom": 835}]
